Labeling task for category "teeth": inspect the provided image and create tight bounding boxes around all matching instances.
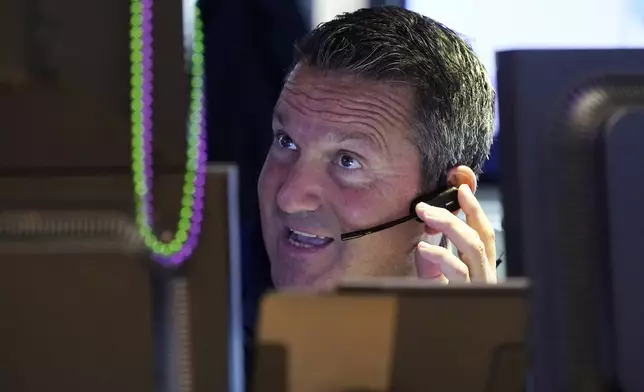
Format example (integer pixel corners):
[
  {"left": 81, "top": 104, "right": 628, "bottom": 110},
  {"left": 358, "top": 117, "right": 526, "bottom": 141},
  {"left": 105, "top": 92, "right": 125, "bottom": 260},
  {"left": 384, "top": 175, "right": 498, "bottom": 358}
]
[
  {"left": 290, "top": 229, "right": 326, "bottom": 239},
  {"left": 289, "top": 236, "right": 314, "bottom": 248}
]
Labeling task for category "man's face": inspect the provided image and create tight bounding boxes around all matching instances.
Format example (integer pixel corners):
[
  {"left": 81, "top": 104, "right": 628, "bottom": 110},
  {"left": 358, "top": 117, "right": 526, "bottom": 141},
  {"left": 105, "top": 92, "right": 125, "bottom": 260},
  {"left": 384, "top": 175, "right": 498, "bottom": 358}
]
[{"left": 258, "top": 66, "right": 424, "bottom": 288}]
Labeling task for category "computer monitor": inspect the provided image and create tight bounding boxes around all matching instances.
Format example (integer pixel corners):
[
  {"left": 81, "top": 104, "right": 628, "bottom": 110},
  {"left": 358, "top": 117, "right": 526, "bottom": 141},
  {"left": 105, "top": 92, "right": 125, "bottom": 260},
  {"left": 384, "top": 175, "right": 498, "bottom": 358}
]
[
  {"left": 253, "top": 280, "right": 528, "bottom": 392},
  {"left": 498, "top": 49, "right": 644, "bottom": 392},
  {"left": 0, "top": 165, "right": 242, "bottom": 392},
  {"left": 1, "top": 0, "right": 244, "bottom": 390}
]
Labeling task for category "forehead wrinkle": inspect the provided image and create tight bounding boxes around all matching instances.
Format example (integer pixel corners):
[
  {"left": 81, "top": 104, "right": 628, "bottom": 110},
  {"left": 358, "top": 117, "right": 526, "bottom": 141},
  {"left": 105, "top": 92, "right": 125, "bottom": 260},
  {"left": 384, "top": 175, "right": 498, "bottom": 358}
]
[
  {"left": 280, "top": 95, "right": 388, "bottom": 153},
  {"left": 311, "top": 85, "right": 414, "bottom": 129},
  {"left": 285, "top": 86, "right": 399, "bottom": 130},
  {"left": 283, "top": 76, "right": 415, "bottom": 130}
]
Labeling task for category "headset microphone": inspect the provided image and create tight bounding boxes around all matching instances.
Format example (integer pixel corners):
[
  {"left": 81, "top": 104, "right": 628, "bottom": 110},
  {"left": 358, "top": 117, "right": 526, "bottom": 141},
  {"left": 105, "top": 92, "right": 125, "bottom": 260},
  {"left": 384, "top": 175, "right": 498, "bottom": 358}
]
[{"left": 340, "top": 187, "right": 460, "bottom": 241}]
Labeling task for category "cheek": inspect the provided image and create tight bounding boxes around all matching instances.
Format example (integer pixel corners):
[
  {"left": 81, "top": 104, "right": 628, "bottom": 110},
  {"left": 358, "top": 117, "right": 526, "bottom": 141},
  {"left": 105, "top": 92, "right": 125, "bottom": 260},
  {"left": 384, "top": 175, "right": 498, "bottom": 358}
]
[
  {"left": 334, "top": 187, "right": 386, "bottom": 227},
  {"left": 334, "top": 180, "right": 417, "bottom": 229}
]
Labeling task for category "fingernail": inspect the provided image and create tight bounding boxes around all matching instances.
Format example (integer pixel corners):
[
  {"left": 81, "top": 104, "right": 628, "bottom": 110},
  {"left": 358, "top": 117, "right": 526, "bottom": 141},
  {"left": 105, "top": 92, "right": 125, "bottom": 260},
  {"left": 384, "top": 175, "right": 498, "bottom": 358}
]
[{"left": 417, "top": 242, "right": 440, "bottom": 264}]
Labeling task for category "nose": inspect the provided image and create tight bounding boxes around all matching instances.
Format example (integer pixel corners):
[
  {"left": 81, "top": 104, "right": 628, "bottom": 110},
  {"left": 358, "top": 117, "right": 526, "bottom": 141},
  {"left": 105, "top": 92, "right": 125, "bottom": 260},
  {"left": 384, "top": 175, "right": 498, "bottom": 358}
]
[{"left": 276, "top": 161, "right": 324, "bottom": 215}]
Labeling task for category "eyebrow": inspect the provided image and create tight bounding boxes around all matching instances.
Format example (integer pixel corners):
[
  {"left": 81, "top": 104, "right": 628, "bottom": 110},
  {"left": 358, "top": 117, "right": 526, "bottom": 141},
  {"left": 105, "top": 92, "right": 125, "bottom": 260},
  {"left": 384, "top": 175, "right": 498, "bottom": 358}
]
[
  {"left": 332, "top": 130, "right": 385, "bottom": 152},
  {"left": 272, "top": 110, "right": 285, "bottom": 129},
  {"left": 273, "top": 107, "right": 387, "bottom": 152}
]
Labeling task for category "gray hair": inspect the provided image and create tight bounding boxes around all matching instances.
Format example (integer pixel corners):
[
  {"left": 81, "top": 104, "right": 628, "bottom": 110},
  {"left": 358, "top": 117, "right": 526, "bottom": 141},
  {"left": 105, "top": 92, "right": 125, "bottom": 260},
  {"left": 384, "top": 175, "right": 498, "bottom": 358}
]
[{"left": 291, "top": 6, "right": 496, "bottom": 192}]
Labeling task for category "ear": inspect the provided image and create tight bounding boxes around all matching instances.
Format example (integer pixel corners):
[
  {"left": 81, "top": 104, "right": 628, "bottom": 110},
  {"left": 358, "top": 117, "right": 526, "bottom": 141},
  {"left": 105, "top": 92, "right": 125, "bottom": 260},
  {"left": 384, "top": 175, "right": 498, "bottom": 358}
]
[
  {"left": 445, "top": 166, "right": 477, "bottom": 215},
  {"left": 446, "top": 165, "right": 477, "bottom": 192}
]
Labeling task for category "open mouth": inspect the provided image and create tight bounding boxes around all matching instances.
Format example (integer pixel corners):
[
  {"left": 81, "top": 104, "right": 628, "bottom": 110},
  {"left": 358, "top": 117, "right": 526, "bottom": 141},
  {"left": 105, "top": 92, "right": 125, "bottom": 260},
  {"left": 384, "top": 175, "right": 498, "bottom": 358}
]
[{"left": 287, "top": 228, "right": 334, "bottom": 248}]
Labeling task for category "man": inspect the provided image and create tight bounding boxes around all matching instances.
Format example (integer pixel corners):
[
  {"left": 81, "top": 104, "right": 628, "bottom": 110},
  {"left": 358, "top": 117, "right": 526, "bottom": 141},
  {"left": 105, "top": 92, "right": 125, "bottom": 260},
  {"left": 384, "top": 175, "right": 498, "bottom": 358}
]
[{"left": 244, "top": 4, "right": 497, "bottom": 345}]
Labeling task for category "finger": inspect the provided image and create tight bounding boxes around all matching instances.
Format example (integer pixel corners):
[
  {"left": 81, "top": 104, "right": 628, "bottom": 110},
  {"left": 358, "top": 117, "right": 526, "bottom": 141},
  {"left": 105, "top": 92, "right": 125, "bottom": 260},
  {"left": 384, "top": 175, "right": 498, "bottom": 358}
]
[
  {"left": 415, "top": 202, "right": 488, "bottom": 280},
  {"left": 416, "top": 241, "right": 470, "bottom": 283},
  {"left": 414, "top": 245, "right": 448, "bottom": 283},
  {"left": 457, "top": 184, "right": 497, "bottom": 268}
]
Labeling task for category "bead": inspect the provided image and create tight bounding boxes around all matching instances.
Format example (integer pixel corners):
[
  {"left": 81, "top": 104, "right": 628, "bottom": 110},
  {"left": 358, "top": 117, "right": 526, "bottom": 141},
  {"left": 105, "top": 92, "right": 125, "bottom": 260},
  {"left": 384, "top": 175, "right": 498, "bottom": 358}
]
[{"left": 130, "top": 1, "right": 206, "bottom": 266}]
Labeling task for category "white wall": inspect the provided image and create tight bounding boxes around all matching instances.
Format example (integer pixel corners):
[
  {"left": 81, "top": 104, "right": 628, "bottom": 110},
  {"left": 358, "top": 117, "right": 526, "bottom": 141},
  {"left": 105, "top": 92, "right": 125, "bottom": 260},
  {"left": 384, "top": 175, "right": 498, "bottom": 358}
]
[
  {"left": 406, "top": 0, "right": 644, "bottom": 135},
  {"left": 311, "top": 0, "right": 368, "bottom": 26}
]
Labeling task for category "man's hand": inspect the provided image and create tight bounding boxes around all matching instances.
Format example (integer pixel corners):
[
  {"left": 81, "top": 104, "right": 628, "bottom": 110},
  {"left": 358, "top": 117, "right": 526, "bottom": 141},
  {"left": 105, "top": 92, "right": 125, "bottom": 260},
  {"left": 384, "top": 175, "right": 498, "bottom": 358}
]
[{"left": 414, "top": 184, "right": 497, "bottom": 283}]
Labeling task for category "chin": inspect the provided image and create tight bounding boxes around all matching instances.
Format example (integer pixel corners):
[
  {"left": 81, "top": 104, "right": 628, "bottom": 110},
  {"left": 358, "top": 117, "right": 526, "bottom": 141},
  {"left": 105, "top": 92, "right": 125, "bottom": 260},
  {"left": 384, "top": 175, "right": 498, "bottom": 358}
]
[
  {"left": 268, "top": 232, "right": 343, "bottom": 289},
  {"left": 270, "top": 265, "right": 340, "bottom": 291}
]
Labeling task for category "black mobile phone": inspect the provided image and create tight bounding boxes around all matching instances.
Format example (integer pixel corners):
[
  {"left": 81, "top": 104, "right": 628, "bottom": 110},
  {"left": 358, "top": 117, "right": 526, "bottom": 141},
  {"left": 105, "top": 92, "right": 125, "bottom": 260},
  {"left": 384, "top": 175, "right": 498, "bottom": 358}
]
[{"left": 409, "top": 187, "right": 460, "bottom": 221}]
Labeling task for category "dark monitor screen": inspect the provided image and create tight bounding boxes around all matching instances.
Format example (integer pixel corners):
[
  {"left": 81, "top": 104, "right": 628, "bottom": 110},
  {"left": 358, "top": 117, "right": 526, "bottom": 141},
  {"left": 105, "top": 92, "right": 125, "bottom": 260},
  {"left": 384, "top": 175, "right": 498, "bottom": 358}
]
[{"left": 498, "top": 49, "right": 644, "bottom": 392}]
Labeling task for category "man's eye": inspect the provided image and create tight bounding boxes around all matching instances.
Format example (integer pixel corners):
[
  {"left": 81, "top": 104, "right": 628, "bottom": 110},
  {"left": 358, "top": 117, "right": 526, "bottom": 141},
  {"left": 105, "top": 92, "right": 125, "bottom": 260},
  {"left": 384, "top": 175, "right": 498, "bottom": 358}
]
[
  {"left": 275, "top": 133, "right": 297, "bottom": 151},
  {"left": 336, "top": 153, "right": 362, "bottom": 170}
]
